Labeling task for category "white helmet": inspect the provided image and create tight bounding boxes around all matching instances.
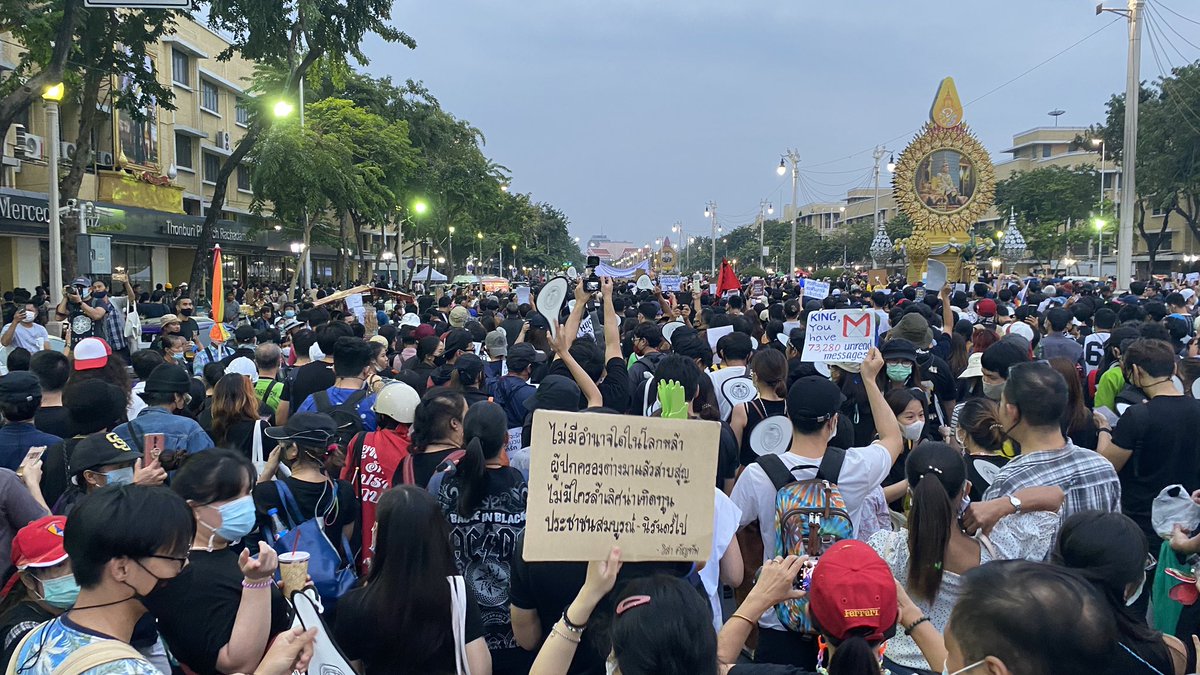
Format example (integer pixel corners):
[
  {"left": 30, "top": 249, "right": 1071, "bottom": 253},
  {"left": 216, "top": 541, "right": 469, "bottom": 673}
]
[{"left": 373, "top": 381, "right": 420, "bottom": 424}]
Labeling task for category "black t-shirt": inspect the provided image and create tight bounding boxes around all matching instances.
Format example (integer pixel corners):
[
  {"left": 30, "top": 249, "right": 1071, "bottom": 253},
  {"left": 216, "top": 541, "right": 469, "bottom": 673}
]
[
  {"left": 253, "top": 476, "right": 358, "bottom": 538},
  {"left": 396, "top": 448, "right": 461, "bottom": 490},
  {"left": 966, "top": 453, "right": 1010, "bottom": 503},
  {"left": 1112, "top": 395, "right": 1200, "bottom": 540},
  {"left": 204, "top": 417, "right": 278, "bottom": 459},
  {"left": 65, "top": 301, "right": 97, "bottom": 348},
  {"left": 141, "top": 547, "right": 292, "bottom": 675},
  {"left": 40, "top": 435, "right": 85, "bottom": 512},
  {"left": 0, "top": 601, "right": 53, "bottom": 666},
  {"left": 717, "top": 420, "right": 738, "bottom": 488},
  {"left": 333, "top": 579, "right": 484, "bottom": 674},
  {"left": 729, "top": 666, "right": 815, "bottom": 675},
  {"left": 739, "top": 399, "right": 788, "bottom": 466},
  {"left": 508, "top": 531, "right": 692, "bottom": 675},
  {"left": 33, "top": 406, "right": 70, "bottom": 437},
  {"left": 916, "top": 352, "right": 957, "bottom": 420},
  {"left": 289, "top": 361, "right": 336, "bottom": 410},
  {"left": 596, "top": 357, "right": 630, "bottom": 412},
  {"left": 178, "top": 317, "right": 200, "bottom": 341}
]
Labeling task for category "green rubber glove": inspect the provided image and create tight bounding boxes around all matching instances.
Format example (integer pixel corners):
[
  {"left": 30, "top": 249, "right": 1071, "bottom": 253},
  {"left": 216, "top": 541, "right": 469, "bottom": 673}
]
[{"left": 657, "top": 379, "right": 687, "bottom": 419}]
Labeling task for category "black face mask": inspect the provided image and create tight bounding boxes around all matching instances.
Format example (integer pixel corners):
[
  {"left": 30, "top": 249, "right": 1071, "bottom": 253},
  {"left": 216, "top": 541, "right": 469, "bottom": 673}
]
[{"left": 180, "top": 308, "right": 194, "bottom": 317}]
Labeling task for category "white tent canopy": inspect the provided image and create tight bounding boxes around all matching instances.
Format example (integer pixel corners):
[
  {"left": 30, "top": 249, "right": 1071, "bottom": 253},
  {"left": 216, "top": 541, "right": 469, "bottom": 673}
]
[{"left": 412, "top": 267, "right": 447, "bottom": 282}]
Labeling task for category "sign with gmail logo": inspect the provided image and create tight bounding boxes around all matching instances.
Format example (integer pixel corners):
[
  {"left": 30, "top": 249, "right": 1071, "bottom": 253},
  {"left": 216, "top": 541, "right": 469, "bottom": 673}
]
[{"left": 801, "top": 310, "right": 875, "bottom": 364}]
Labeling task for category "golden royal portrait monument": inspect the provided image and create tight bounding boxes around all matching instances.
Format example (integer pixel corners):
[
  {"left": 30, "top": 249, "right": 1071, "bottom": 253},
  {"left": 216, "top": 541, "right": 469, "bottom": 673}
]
[{"left": 892, "top": 78, "right": 996, "bottom": 283}]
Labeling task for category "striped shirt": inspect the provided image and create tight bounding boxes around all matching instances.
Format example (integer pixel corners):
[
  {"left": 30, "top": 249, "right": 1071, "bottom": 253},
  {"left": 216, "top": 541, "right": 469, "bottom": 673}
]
[{"left": 982, "top": 443, "right": 1121, "bottom": 520}]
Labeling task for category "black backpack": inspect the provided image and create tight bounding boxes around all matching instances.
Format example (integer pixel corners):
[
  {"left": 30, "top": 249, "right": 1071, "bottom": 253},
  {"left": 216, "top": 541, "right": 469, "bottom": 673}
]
[{"left": 312, "top": 389, "right": 370, "bottom": 447}]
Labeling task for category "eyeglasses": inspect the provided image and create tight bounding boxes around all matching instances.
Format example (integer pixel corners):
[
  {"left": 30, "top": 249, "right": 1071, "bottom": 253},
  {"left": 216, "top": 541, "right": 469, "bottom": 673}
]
[{"left": 144, "top": 552, "right": 190, "bottom": 572}]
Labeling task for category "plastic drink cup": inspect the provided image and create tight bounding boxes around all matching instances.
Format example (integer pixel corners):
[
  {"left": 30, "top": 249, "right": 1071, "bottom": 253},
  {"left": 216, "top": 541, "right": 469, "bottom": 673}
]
[{"left": 277, "top": 551, "right": 310, "bottom": 596}]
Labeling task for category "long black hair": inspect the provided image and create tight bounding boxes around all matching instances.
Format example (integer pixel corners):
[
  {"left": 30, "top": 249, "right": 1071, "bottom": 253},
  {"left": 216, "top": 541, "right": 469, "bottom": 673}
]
[
  {"left": 409, "top": 389, "right": 465, "bottom": 454},
  {"left": 450, "top": 402, "right": 508, "bottom": 518},
  {"left": 361, "top": 486, "right": 459, "bottom": 673},
  {"left": 1052, "top": 511, "right": 1171, "bottom": 670},
  {"left": 903, "top": 442, "right": 967, "bottom": 603}
]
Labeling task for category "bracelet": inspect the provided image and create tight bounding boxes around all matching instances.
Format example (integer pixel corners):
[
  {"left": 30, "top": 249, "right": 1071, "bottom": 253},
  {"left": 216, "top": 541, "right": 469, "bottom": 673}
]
[
  {"left": 550, "top": 627, "right": 581, "bottom": 644},
  {"left": 903, "top": 616, "right": 931, "bottom": 635},
  {"left": 561, "top": 609, "right": 586, "bottom": 632},
  {"left": 729, "top": 613, "right": 757, "bottom": 627},
  {"left": 241, "top": 578, "right": 272, "bottom": 590},
  {"left": 1099, "top": 428, "right": 1112, "bottom": 435}
]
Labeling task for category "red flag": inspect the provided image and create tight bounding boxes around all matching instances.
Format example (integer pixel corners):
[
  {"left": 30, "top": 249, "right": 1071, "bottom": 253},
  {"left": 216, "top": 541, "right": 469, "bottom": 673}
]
[{"left": 716, "top": 259, "right": 741, "bottom": 296}]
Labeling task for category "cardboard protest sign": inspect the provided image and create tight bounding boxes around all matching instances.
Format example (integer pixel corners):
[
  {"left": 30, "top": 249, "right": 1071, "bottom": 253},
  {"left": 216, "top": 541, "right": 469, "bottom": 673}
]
[
  {"left": 868, "top": 269, "right": 887, "bottom": 288},
  {"left": 800, "top": 309, "right": 875, "bottom": 363},
  {"left": 524, "top": 410, "right": 718, "bottom": 562},
  {"left": 803, "top": 279, "right": 830, "bottom": 300}
]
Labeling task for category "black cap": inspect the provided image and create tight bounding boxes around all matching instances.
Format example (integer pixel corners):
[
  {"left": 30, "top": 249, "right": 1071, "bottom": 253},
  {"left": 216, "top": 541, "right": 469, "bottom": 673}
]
[
  {"left": 786, "top": 376, "right": 845, "bottom": 422},
  {"left": 455, "top": 353, "right": 485, "bottom": 383},
  {"left": 507, "top": 342, "right": 545, "bottom": 373},
  {"left": 235, "top": 325, "right": 257, "bottom": 343},
  {"left": 880, "top": 338, "right": 919, "bottom": 364},
  {"left": 264, "top": 412, "right": 340, "bottom": 442},
  {"left": 525, "top": 374, "right": 582, "bottom": 413},
  {"left": 444, "top": 329, "right": 473, "bottom": 355},
  {"left": 69, "top": 431, "right": 141, "bottom": 474},
  {"left": 526, "top": 312, "right": 551, "bottom": 331},
  {"left": 0, "top": 371, "right": 41, "bottom": 403},
  {"left": 141, "top": 363, "right": 192, "bottom": 395}
]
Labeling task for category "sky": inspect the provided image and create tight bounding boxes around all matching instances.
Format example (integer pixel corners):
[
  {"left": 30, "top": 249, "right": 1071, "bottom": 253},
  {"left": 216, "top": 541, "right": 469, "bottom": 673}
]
[{"left": 361, "top": 0, "right": 1197, "bottom": 247}]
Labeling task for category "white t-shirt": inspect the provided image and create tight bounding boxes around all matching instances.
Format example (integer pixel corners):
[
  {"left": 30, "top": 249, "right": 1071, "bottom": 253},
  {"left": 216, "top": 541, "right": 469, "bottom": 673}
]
[
  {"left": 708, "top": 366, "right": 749, "bottom": 422},
  {"left": 701, "top": 489, "right": 742, "bottom": 632},
  {"left": 1082, "top": 332, "right": 1110, "bottom": 376},
  {"left": 10, "top": 321, "right": 48, "bottom": 352},
  {"left": 730, "top": 442, "right": 894, "bottom": 629}
]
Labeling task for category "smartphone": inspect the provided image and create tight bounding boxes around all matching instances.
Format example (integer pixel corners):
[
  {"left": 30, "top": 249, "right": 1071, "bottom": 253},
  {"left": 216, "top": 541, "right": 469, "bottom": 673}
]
[
  {"left": 144, "top": 433, "right": 166, "bottom": 463},
  {"left": 1095, "top": 406, "right": 1120, "bottom": 427},
  {"left": 20, "top": 446, "right": 45, "bottom": 469}
]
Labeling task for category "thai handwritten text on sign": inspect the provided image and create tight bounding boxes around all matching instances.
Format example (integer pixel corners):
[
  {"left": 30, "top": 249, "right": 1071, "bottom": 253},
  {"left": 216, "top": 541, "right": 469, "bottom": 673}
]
[
  {"left": 801, "top": 309, "right": 875, "bottom": 363},
  {"left": 803, "top": 279, "right": 830, "bottom": 300},
  {"left": 525, "top": 410, "right": 717, "bottom": 562}
]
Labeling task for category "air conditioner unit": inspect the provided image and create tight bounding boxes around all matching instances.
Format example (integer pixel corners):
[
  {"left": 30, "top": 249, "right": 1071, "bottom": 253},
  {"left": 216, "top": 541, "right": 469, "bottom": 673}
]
[
  {"left": 95, "top": 151, "right": 115, "bottom": 167},
  {"left": 60, "top": 142, "right": 76, "bottom": 162},
  {"left": 215, "top": 131, "right": 231, "bottom": 151},
  {"left": 20, "top": 134, "right": 44, "bottom": 161}
]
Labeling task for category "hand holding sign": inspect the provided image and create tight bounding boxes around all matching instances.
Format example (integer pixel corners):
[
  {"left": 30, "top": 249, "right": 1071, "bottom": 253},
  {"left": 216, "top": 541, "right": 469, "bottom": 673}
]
[{"left": 926, "top": 260, "right": 948, "bottom": 293}]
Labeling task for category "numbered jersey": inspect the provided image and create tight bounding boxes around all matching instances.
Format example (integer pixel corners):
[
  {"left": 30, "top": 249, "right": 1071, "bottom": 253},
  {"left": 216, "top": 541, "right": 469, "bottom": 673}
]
[{"left": 1082, "top": 332, "right": 1110, "bottom": 376}]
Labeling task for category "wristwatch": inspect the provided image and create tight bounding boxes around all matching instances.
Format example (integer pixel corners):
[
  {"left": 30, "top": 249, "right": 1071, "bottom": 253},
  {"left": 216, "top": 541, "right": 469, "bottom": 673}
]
[{"left": 1007, "top": 495, "right": 1023, "bottom": 514}]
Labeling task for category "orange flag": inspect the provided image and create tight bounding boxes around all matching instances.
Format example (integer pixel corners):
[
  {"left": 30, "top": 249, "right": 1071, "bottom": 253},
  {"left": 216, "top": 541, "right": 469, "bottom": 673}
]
[{"left": 209, "top": 245, "right": 230, "bottom": 343}]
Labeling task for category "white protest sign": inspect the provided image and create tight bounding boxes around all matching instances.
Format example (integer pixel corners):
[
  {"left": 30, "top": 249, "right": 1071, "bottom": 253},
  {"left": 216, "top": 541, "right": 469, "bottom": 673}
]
[
  {"left": 1187, "top": 273, "right": 1199, "bottom": 284},
  {"left": 706, "top": 324, "right": 734, "bottom": 353},
  {"left": 926, "top": 260, "right": 948, "bottom": 293},
  {"left": 803, "top": 279, "right": 830, "bottom": 300},
  {"left": 659, "top": 274, "right": 682, "bottom": 292},
  {"left": 524, "top": 410, "right": 717, "bottom": 562},
  {"left": 800, "top": 309, "right": 875, "bottom": 363},
  {"left": 344, "top": 293, "right": 366, "bottom": 323},
  {"left": 515, "top": 285, "right": 531, "bottom": 305}
]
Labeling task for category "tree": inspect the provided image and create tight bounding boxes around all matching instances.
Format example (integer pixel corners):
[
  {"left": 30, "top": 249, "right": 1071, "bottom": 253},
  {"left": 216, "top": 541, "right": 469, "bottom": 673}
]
[
  {"left": 0, "top": 0, "right": 83, "bottom": 146},
  {"left": 188, "top": 0, "right": 415, "bottom": 291},
  {"left": 994, "top": 165, "right": 1100, "bottom": 269}
]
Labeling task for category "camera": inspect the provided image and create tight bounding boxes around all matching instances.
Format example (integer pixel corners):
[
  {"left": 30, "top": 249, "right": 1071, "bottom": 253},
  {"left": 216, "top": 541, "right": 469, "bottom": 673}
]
[{"left": 584, "top": 255, "right": 601, "bottom": 293}]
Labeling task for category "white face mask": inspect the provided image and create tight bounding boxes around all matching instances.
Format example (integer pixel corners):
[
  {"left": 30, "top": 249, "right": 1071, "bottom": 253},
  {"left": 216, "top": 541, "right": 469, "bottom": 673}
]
[
  {"left": 21, "top": 310, "right": 35, "bottom": 323},
  {"left": 902, "top": 419, "right": 925, "bottom": 441}
]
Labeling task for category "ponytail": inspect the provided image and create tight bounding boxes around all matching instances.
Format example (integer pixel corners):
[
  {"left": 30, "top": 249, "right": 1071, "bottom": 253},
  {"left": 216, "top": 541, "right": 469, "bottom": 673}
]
[
  {"left": 827, "top": 633, "right": 882, "bottom": 675},
  {"left": 907, "top": 468, "right": 954, "bottom": 604},
  {"left": 454, "top": 437, "right": 487, "bottom": 518}
]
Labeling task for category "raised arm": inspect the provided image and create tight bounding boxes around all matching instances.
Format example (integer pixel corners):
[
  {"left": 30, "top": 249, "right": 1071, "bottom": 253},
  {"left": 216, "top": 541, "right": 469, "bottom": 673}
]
[
  {"left": 939, "top": 286, "right": 953, "bottom": 337},
  {"left": 563, "top": 279, "right": 588, "bottom": 343},
  {"left": 717, "top": 555, "right": 806, "bottom": 667},
  {"left": 601, "top": 277, "right": 621, "bottom": 362},
  {"left": 551, "top": 325, "right": 602, "bottom": 408},
  {"left": 530, "top": 547, "right": 622, "bottom": 675}
]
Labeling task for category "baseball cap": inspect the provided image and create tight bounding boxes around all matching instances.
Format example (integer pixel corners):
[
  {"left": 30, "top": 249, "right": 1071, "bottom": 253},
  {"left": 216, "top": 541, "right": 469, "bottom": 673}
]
[
  {"left": 485, "top": 329, "right": 508, "bottom": 357},
  {"left": 400, "top": 313, "right": 421, "bottom": 328},
  {"left": 975, "top": 298, "right": 997, "bottom": 318},
  {"left": 234, "top": 325, "right": 257, "bottom": 343},
  {"left": 265, "top": 412, "right": 341, "bottom": 442},
  {"left": 880, "top": 338, "right": 919, "bottom": 365},
  {"left": 69, "top": 431, "right": 142, "bottom": 475},
  {"left": 11, "top": 516, "right": 69, "bottom": 569},
  {"left": 808, "top": 540, "right": 898, "bottom": 643},
  {"left": 0, "top": 371, "right": 41, "bottom": 403},
  {"left": 444, "top": 328, "right": 473, "bottom": 355},
  {"left": 526, "top": 312, "right": 551, "bottom": 331},
  {"left": 159, "top": 313, "right": 181, "bottom": 326},
  {"left": 413, "top": 324, "right": 436, "bottom": 340},
  {"left": 72, "top": 337, "right": 111, "bottom": 371},
  {"left": 224, "top": 356, "right": 259, "bottom": 384},
  {"left": 455, "top": 353, "right": 485, "bottom": 383},
  {"left": 449, "top": 305, "right": 470, "bottom": 328},
  {"left": 70, "top": 276, "right": 91, "bottom": 288},
  {"left": 786, "top": 376, "right": 845, "bottom": 422},
  {"left": 507, "top": 342, "right": 545, "bottom": 373}
]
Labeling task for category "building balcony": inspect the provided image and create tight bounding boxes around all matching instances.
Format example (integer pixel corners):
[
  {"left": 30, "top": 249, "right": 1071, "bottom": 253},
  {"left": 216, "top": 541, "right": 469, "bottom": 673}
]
[{"left": 97, "top": 169, "right": 184, "bottom": 214}]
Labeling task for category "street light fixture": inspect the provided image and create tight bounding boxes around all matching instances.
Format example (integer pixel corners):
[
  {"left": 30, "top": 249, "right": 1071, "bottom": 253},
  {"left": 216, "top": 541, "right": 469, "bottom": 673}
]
[
  {"left": 886, "top": 154, "right": 896, "bottom": 173},
  {"left": 273, "top": 100, "right": 294, "bottom": 118},
  {"left": 413, "top": 200, "right": 429, "bottom": 215},
  {"left": 43, "top": 82, "right": 65, "bottom": 303},
  {"left": 777, "top": 158, "right": 787, "bottom": 176}
]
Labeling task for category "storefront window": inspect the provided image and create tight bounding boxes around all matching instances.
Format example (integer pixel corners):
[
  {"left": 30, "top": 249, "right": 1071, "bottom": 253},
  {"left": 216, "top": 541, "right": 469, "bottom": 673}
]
[{"left": 111, "top": 244, "right": 153, "bottom": 288}]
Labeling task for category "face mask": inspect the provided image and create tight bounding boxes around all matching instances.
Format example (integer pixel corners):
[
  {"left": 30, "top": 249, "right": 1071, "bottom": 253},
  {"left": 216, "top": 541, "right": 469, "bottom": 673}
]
[
  {"left": 982, "top": 380, "right": 1005, "bottom": 400},
  {"left": 827, "top": 421, "right": 838, "bottom": 443},
  {"left": 92, "top": 291, "right": 106, "bottom": 299},
  {"left": 180, "top": 308, "right": 193, "bottom": 317},
  {"left": 38, "top": 573, "right": 80, "bottom": 609},
  {"left": 21, "top": 310, "right": 35, "bottom": 323},
  {"left": 1126, "top": 571, "right": 1147, "bottom": 607},
  {"left": 284, "top": 310, "right": 296, "bottom": 319},
  {"left": 886, "top": 363, "right": 913, "bottom": 382},
  {"left": 901, "top": 419, "right": 925, "bottom": 441},
  {"left": 103, "top": 467, "right": 135, "bottom": 487},
  {"left": 203, "top": 495, "right": 256, "bottom": 545},
  {"left": 172, "top": 352, "right": 186, "bottom": 363},
  {"left": 281, "top": 346, "right": 292, "bottom": 359}
]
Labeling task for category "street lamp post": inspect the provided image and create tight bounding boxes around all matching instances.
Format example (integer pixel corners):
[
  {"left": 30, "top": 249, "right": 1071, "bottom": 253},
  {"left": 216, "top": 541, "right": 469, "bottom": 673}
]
[
  {"left": 758, "top": 200, "right": 773, "bottom": 269},
  {"left": 705, "top": 202, "right": 718, "bottom": 275},
  {"left": 448, "top": 226, "right": 455, "bottom": 280},
  {"left": 43, "top": 83, "right": 64, "bottom": 304},
  {"left": 1095, "top": 218, "right": 1107, "bottom": 277},
  {"left": 779, "top": 150, "right": 801, "bottom": 280}
]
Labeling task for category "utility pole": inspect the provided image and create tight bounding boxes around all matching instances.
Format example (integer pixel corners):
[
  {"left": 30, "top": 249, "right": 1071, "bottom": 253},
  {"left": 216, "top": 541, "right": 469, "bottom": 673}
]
[
  {"left": 706, "top": 201, "right": 718, "bottom": 276},
  {"left": 778, "top": 150, "right": 801, "bottom": 281},
  {"left": 758, "top": 200, "right": 772, "bottom": 270},
  {"left": 1099, "top": 0, "right": 1143, "bottom": 287}
]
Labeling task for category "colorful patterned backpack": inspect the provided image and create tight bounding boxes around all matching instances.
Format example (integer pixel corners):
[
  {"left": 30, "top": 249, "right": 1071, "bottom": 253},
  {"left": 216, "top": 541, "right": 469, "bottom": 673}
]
[{"left": 756, "top": 448, "right": 853, "bottom": 632}]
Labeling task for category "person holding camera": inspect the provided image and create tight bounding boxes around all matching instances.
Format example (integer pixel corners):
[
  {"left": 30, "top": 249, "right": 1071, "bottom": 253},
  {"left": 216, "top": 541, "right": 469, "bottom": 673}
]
[{"left": 55, "top": 276, "right": 129, "bottom": 362}]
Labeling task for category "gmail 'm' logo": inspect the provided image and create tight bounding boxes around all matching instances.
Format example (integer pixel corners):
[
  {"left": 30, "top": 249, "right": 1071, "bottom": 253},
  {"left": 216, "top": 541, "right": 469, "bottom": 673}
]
[{"left": 842, "top": 313, "right": 872, "bottom": 338}]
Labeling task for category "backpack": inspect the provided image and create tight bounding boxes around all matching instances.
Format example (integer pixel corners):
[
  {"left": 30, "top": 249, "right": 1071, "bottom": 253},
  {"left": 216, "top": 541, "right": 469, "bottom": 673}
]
[
  {"left": 265, "top": 480, "right": 358, "bottom": 609},
  {"left": 756, "top": 449, "right": 853, "bottom": 632},
  {"left": 7, "top": 626, "right": 146, "bottom": 675},
  {"left": 634, "top": 355, "right": 662, "bottom": 416},
  {"left": 398, "top": 449, "right": 468, "bottom": 491},
  {"left": 312, "top": 388, "right": 369, "bottom": 446}
]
